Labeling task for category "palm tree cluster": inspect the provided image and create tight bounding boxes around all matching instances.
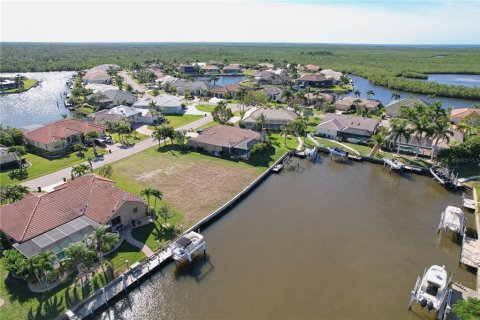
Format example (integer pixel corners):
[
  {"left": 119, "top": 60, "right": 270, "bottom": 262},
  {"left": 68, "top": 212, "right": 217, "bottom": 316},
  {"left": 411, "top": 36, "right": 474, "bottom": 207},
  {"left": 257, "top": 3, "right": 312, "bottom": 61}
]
[
  {"left": 141, "top": 187, "right": 163, "bottom": 214},
  {"left": 0, "top": 184, "right": 29, "bottom": 204}
]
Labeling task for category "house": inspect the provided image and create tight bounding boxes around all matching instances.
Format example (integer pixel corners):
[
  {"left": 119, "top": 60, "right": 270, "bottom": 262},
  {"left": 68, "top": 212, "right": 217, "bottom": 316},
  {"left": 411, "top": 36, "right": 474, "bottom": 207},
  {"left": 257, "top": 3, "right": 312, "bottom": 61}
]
[
  {"left": 0, "top": 175, "right": 145, "bottom": 259},
  {"left": 0, "top": 78, "right": 17, "bottom": 90},
  {"left": 266, "top": 68, "right": 288, "bottom": 76},
  {"left": 177, "top": 81, "right": 220, "bottom": 97},
  {"left": 87, "top": 89, "right": 136, "bottom": 108},
  {"left": 0, "top": 146, "right": 17, "bottom": 165},
  {"left": 93, "top": 64, "right": 121, "bottom": 72},
  {"left": 156, "top": 76, "right": 188, "bottom": 90},
  {"left": 257, "top": 63, "right": 274, "bottom": 69},
  {"left": 243, "top": 108, "right": 298, "bottom": 130},
  {"left": 303, "top": 64, "right": 320, "bottom": 72},
  {"left": 82, "top": 64, "right": 119, "bottom": 85},
  {"left": 316, "top": 114, "right": 379, "bottom": 142},
  {"left": 319, "top": 69, "right": 344, "bottom": 84},
  {"left": 24, "top": 119, "right": 106, "bottom": 153},
  {"left": 188, "top": 125, "right": 262, "bottom": 159},
  {"left": 202, "top": 65, "right": 220, "bottom": 75},
  {"left": 133, "top": 94, "right": 184, "bottom": 114},
  {"left": 304, "top": 93, "right": 335, "bottom": 106},
  {"left": 295, "top": 74, "right": 333, "bottom": 88},
  {"left": 223, "top": 64, "right": 242, "bottom": 75},
  {"left": 385, "top": 98, "right": 428, "bottom": 118},
  {"left": 334, "top": 97, "right": 381, "bottom": 112},
  {"left": 254, "top": 71, "right": 291, "bottom": 85},
  {"left": 450, "top": 108, "right": 480, "bottom": 125},
  {"left": 261, "top": 87, "right": 284, "bottom": 102},
  {"left": 179, "top": 64, "right": 197, "bottom": 74},
  {"left": 87, "top": 106, "right": 150, "bottom": 125},
  {"left": 146, "top": 66, "right": 164, "bottom": 79},
  {"left": 84, "top": 83, "right": 119, "bottom": 93}
]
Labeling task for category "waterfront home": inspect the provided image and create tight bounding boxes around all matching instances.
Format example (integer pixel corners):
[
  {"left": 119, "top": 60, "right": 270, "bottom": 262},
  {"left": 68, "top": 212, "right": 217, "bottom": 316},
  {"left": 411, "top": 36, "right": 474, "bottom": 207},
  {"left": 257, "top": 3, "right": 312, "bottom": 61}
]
[
  {"left": 146, "top": 66, "right": 164, "bottom": 79},
  {"left": 133, "top": 93, "right": 184, "bottom": 114},
  {"left": 0, "top": 146, "right": 17, "bottom": 165},
  {"left": 213, "top": 83, "right": 242, "bottom": 99},
  {"left": 316, "top": 114, "right": 379, "bottom": 142},
  {"left": 82, "top": 64, "right": 119, "bottom": 84},
  {"left": 243, "top": 107, "right": 298, "bottom": 130},
  {"left": 86, "top": 105, "right": 156, "bottom": 125},
  {"left": 0, "top": 78, "right": 17, "bottom": 90},
  {"left": 257, "top": 62, "right": 274, "bottom": 69},
  {"left": 156, "top": 76, "right": 188, "bottom": 90},
  {"left": 385, "top": 98, "right": 428, "bottom": 118},
  {"left": 254, "top": 71, "right": 291, "bottom": 85},
  {"left": 295, "top": 74, "right": 333, "bottom": 88},
  {"left": 0, "top": 174, "right": 145, "bottom": 259},
  {"left": 24, "top": 119, "right": 106, "bottom": 153},
  {"left": 450, "top": 108, "right": 480, "bottom": 125},
  {"left": 84, "top": 83, "right": 119, "bottom": 93},
  {"left": 266, "top": 68, "right": 289, "bottom": 76},
  {"left": 179, "top": 64, "right": 197, "bottom": 74},
  {"left": 188, "top": 124, "right": 261, "bottom": 159},
  {"left": 303, "top": 64, "right": 320, "bottom": 72},
  {"left": 87, "top": 89, "right": 136, "bottom": 108},
  {"left": 177, "top": 81, "right": 220, "bottom": 97},
  {"left": 319, "top": 69, "right": 344, "bottom": 84},
  {"left": 202, "top": 65, "right": 220, "bottom": 75},
  {"left": 304, "top": 92, "right": 335, "bottom": 106},
  {"left": 261, "top": 87, "right": 284, "bottom": 102},
  {"left": 223, "top": 64, "right": 242, "bottom": 74},
  {"left": 334, "top": 97, "right": 381, "bottom": 112}
]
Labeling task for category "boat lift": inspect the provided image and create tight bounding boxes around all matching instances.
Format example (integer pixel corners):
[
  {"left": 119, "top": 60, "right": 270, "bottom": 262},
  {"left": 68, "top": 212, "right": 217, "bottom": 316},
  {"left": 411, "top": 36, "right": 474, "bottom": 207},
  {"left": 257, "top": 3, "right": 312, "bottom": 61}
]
[
  {"left": 170, "top": 230, "right": 206, "bottom": 263},
  {"left": 437, "top": 206, "right": 466, "bottom": 238},
  {"left": 383, "top": 157, "right": 405, "bottom": 172}
]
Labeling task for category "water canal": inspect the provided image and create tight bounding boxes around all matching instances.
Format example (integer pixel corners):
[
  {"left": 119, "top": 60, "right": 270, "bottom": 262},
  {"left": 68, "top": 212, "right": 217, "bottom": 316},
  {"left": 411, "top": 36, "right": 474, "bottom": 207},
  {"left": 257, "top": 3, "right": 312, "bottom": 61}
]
[
  {"left": 97, "top": 156, "right": 476, "bottom": 320},
  {"left": 424, "top": 74, "right": 480, "bottom": 88}
]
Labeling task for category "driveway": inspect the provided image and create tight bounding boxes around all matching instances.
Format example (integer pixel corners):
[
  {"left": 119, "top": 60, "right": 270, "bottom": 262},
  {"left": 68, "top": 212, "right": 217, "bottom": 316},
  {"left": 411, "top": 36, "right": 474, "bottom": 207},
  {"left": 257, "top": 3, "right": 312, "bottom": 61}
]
[{"left": 118, "top": 70, "right": 146, "bottom": 93}]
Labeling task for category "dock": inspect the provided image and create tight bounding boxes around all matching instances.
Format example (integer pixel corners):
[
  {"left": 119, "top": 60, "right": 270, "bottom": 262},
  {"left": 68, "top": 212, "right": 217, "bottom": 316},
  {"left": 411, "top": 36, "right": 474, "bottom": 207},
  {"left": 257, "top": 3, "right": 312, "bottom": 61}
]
[
  {"left": 347, "top": 154, "right": 362, "bottom": 161},
  {"left": 463, "top": 198, "right": 476, "bottom": 211},
  {"left": 460, "top": 236, "right": 480, "bottom": 269}
]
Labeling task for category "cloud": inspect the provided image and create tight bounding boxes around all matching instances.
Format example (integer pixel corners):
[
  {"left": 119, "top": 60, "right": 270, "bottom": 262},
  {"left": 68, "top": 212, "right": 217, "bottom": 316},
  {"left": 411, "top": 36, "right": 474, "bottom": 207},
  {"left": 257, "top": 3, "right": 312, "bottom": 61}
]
[{"left": 1, "top": 0, "right": 479, "bottom": 44}]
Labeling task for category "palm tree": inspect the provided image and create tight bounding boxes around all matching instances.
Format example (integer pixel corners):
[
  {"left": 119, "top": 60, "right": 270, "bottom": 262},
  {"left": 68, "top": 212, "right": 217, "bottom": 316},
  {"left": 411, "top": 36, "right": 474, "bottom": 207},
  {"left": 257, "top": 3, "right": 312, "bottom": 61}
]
[
  {"left": 84, "top": 130, "right": 99, "bottom": 154},
  {"left": 391, "top": 92, "right": 401, "bottom": 100},
  {"left": 212, "top": 101, "right": 234, "bottom": 124},
  {"left": 282, "top": 89, "right": 293, "bottom": 107},
  {"left": 159, "top": 204, "right": 174, "bottom": 226},
  {"left": 150, "top": 188, "right": 163, "bottom": 210},
  {"left": 152, "top": 124, "right": 175, "bottom": 147},
  {"left": 255, "top": 113, "right": 267, "bottom": 132},
  {"left": 98, "top": 164, "right": 113, "bottom": 178},
  {"left": 411, "top": 116, "right": 429, "bottom": 159},
  {"left": 88, "top": 226, "right": 119, "bottom": 264},
  {"left": 370, "top": 127, "right": 388, "bottom": 157},
  {"left": 0, "top": 184, "right": 29, "bottom": 204},
  {"left": 280, "top": 124, "right": 291, "bottom": 145},
  {"left": 353, "top": 89, "right": 361, "bottom": 98},
  {"left": 366, "top": 90, "right": 375, "bottom": 99},
  {"left": 30, "top": 250, "right": 56, "bottom": 289},
  {"left": 64, "top": 242, "right": 96, "bottom": 284},
  {"left": 71, "top": 163, "right": 90, "bottom": 178},
  {"left": 7, "top": 145, "right": 26, "bottom": 173},
  {"left": 210, "top": 75, "right": 219, "bottom": 85},
  {"left": 116, "top": 123, "right": 131, "bottom": 146},
  {"left": 430, "top": 117, "right": 453, "bottom": 161},
  {"left": 141, "top": 187, "right": 154, "bottom": 212},
  {"left": 73, "top": 143, "right": 85, "bottom": 158},
  {"left": 389, "top": 119, "right": 412, "bottom": 156}
]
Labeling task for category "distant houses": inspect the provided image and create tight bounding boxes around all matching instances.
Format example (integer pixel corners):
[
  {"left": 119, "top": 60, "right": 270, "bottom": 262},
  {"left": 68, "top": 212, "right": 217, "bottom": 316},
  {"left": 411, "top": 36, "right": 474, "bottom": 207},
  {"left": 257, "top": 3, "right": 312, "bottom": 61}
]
[
  {"left": 87, "top": 89, "right": 136, "bottom": 108},
  {"left": 261, "top": 87, "right": 284, "bottom": 102},
  {"left": 177, "top": 81, "right": 220, "bottom": 96},
  {"left": 334, "top": 97, "right": 381, "bottom": 112},
  {"left": 213, "top": 83, "right": 243, "bottom": 99},
  {"left": 133, "top": 94, "right": 184, "bottom": 114},
  {"left": 202, "top": 65, "right": 220, "bottom": 75},
  {"left": 254, "top": 71, "right": 291, "bottom": 85},
  {"left": 179, "top": 64, "right": 196, "bottom": 74},
  {"left": 243, "top": 108, "right": 298, "bottom": 130},
  {"left": 450, "top": 108, "right": 480, "bottom": 124},
  {"left": 316, "top": 114, "right": 379, "bottom": 142},
  {"left": 319, "top": 69, "right": 344, "bottom": 84},
  {"left": 223, "top": 64, "right": 242, "bottom": 75},
  {"left": 385, "top": 98, "right": 428, "bottom": 118},
  {"left": 24, "top": 119, "right": 106, "bottom": 153},
  {"left": 303, "top": 64, "right": 320, "bottom": 72},
  {"left": 295, "top": 74, "right": 333, "bottom": 88},
  {"left": 87, "top": 105, "right": 159, "bottom": 125},
  {"left": 82, "top": 64, "right": 120, "bottom": 84},
  {"left": 188, "top": 125, "right": 262, "bottom": 159}
]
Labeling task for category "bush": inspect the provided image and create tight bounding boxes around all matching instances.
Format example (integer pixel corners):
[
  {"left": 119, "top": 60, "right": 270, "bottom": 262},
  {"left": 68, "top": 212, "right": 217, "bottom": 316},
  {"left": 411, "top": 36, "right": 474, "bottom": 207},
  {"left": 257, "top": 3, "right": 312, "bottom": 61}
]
[
  {"left": 452, "top": 298, "right": 480, "bottom": 320},
  {"left": 251, "top": 142, "right": 267, "bottom": 155}
]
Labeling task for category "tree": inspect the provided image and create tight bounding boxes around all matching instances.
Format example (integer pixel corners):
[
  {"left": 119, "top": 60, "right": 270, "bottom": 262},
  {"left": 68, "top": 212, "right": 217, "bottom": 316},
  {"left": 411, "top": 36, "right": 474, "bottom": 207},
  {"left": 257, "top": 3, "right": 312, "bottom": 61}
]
[
  {"left": 116, "top": 123, "right": 131, "bottom": 145},
  {"left": 255, "top": 112, "right": 267, "bottom": 132},
  {"left": 87, "top": 226, "right": 119, "bottom": 264},
  {"left": 30, "top": 250, "right": 57, "bottom": 289},
  {"left": 0, "top": 125, "right": 25, "bottom": 146},
  {"left": 114, "top": 75, "right": 123, "bottom": 89},
  {"left": 159, "top": 204, "right": 174, "bottom": 226},
  {"left": 430, "top": 117, "right": 453, "bottom": 161},
  {"left": 340, "top": 74, "right": 350, "bottom": 86},
  {"left": 366, "top": 90, "right": 375, "bottom": 99},
  {"left": 452, "top": 298, "right": 480, "bottom": 320},
  {"left": 280, "top": 123, "right": 292, "bottom": 145},
  {"left": 141, "top": 187, "right": 154, "bottom": 212},
  {"left": 7, "top": 145, "right": 26, "bottom": 173},
  {"left": 84, "top": 130, "right": 99, "bottom": 154},
  {"left": 210, "top": 75, "right": 219, "bottom": 86},
  {"left": 98, "top": 164, "right": 113, "bottom": 178},
  {"left": 212, "top": 101, "right": 234, "bottom": 124},
  {"left": 243, "top": 91, "right": 268, "bottom": 109},
  {"left": 289, "top": 117, "right": 308, "bottom": 136},
  {"left": 174, "top": 130, "right": 188, "bottom": 149},
  {"left": 282, "top": 89, "right": 293, "bottom": 106},
  {"left": 64, "top": 242, "right": 96, "bottom": 282},
  {"left": 152, "top": 124, "right": 175, "bottom": 147},
  {"left": 73, "top": 143, "right": 85, "bottom": 158},
  {"left": 71, "top": 163, "right": 90, "bottom": 178},
  {"left": 0, "top": 184, "right": 29, "bottom": 204},
  {"left": 3, "top": 249, "right": 29, "bottom": 279},
  {"left": 150, "top": 188, "right": 163, "bottom": 210},
  {"left": 303, "top": 108, "right": 314, "bottom": 122},
  {"left": 353, "top": 89, "right": 361, "bottom": 98},
  {"left": 106, "top": 66, "right": 117, "bottom": 77},
  {"left": 389, "top": 119, "right": 412, "bottom": 156},
  {"left": 370, "top": 127, "right": 388, "bottom": 156},
  {"left": 391, "top": 92, "right": 401, "bottom": 100}
]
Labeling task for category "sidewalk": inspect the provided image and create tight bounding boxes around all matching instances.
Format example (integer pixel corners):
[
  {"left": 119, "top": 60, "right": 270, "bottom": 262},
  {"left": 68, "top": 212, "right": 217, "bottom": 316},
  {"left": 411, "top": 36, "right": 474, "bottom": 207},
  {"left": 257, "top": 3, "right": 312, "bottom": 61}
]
[{"left": 120, "top": 227, "right": 155, "bottom": 258}]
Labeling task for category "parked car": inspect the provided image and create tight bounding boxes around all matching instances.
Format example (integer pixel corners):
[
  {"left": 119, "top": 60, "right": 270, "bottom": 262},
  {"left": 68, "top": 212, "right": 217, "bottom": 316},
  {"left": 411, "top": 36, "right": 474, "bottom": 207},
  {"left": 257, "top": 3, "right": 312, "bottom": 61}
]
[{"left": 94, "top": 138, "right": 107, "bottom": 146}]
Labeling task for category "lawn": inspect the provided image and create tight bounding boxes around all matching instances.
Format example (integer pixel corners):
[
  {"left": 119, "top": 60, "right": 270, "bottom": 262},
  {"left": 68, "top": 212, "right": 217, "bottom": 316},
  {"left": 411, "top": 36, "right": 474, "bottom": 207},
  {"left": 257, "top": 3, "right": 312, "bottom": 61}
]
[
  {"left": 315, "top": 137, "right": 343, "bottom": 148},
  {"left": 195, "top": 105, "right": 215, "bottom": 113},
  {"left": 131, "top": 216, "right": 183, "bottom": 252},
  {"left": 148, "top": 114, "right": 204, "bottom": 130},
  {"left": 341, "top": 142, "right": 373, "bottom": 156},
  {"left": 74, "top": 105, "right": 95, "bottom": 115},
  {"left": 195, "top": 121, "right": 218, "bottom": 131},
  {"left": 0, "top": 79, "right": 38, "bottom": 94},
  {"left": 0, "top": 147, "right": 106, "bottom": 185},
  {"left": 103, "top": 241, "right": 146, "bottom": 274},
  {"left": 108, "top": 131, "right": 149, "bottom": 144}
]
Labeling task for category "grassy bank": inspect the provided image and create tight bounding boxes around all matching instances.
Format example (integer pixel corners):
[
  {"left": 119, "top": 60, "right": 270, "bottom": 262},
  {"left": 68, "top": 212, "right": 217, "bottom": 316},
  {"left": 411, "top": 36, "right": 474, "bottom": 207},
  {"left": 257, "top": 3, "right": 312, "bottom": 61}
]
[{"left": 0, "top": 79, "right": 38, "bottom": 94}]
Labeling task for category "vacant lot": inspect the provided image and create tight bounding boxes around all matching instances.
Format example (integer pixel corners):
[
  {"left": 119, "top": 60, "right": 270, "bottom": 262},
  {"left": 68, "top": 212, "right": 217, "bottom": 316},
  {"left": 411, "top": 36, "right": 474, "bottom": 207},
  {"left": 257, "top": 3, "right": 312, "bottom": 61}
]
[{"left": 109, "top": 146, "right": 263, "bottom": 226}]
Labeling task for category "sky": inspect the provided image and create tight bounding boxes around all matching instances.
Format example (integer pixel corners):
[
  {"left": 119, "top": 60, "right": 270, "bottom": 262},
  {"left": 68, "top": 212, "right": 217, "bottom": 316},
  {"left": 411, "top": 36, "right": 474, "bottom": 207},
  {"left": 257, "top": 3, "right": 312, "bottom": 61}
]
[{"left": 1, "top": 0, "right": 479, "bottom": 44}]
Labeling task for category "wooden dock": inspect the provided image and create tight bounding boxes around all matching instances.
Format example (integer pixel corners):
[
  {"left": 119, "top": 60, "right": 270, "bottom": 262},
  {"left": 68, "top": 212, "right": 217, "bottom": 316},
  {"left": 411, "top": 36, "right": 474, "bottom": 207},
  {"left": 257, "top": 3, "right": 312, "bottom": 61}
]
[
  {"left": 460, "top": 236, "right": 480, "bottom": 269},
  {"left": 463, "top": 198, "right": 476, "bottom": 211}
]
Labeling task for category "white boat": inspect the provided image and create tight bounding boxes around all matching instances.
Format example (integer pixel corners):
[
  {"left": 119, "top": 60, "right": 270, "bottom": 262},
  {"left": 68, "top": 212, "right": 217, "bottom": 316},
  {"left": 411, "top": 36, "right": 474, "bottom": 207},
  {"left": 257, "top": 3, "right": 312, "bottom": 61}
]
[
  {"left": 438, "top": 206, "right": 466, "bottom": 236},
  {"left": 305, "top": 147, "right": 317, "bottom": 159},
  {"left": 327, "top": 147, "right": 348, "bottom": 158},
  {"left": 409, "top": 265, "right": 450, "bottom": 312},
  {"left": 383, "top": 157, "right": 405, "bottom": 170},
  {"left": 170, "top": 231, "right": 205, "bottom": 262}
]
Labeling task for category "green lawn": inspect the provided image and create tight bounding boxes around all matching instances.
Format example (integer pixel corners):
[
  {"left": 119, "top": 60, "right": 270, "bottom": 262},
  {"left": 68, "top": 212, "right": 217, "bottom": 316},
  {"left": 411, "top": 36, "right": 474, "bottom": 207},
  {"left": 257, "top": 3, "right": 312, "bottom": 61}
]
[
  {"left": 104, "top": 241, "right": 146, "bottom": 274},
  {"left": 195, "top": 105, "right": 215, "bottom": 113},
  {"left": 108, "top": 131, "right": 149, "bottom": 144},
  {"left": 195, "top": 121, "right": 218, "bottom": 131},
  {"left": 148, "top": 114, "right": 204, "bottom": 130},
  {"left": 0, "top": 148, "right": 106, "bottom": 185},
  {"left": 315, "top": 137, "right": 343, "bottom": 148},
  {"left": 341, "top": 142, "right": 373, "bottom": 156},
  {"left": 74, "top": 106, "right": 95, "bottom": 115},
  {"left": 131, "top": 216, "right": 183, "bottom": 252},
  {"left": 0, "top": 79, "right": 38, "bottom": 94}
]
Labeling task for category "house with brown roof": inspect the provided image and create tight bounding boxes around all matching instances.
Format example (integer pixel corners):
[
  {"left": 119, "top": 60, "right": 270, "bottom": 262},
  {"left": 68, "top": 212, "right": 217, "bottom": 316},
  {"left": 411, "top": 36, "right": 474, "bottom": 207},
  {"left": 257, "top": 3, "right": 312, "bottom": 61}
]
[
  {"left": 0, "top": 175, "right": 145, "bottom": 259},
  {"left": 257, "top": 63, "right": 274, "bottom": 70},
  {"left": 242, "top": 108, "right": 298, "bottom": 131},
  {"left": 304, "top": 93, "right": 335, "bottom": 106},
  {"left": 202, "top": 65, "right": 220, "bottom": 75},
  {"left": 223, "top": 64, "right": 242, "bottom": 75},
  {"left": 316, "top": 114, "right": 379, "bottom": 142},
  {"left": 254, "top": 71, "right": 291, "bottom": 85},
  {"left": 303, "top": 64, "right": 320, "bottom": 72},
  {"left": 188, "top": 125, "right": 262, "bottom": 159},
  {"left": 82, "top": 65, "right": 118, "bottom": 84},
  {"left": 24, "top": 119, "right": 106, "bottom": 153},
  {"left": 295, "top": 74, "right": 333, "bottom": 88},
  {"left": 319, "top": 69, "right": 344, "bottom": 84},
  {"left": 213, "top": 83, "right": 242, "bottom": 99},
  {"left": 334, "top": 97, "right": 382, "bottom": 112},
  {"left": 385, "top": 98, "right": 428, "bottom": 118},
  {"left": 450, "top": 108, "right": 480, "bottom": 125}
]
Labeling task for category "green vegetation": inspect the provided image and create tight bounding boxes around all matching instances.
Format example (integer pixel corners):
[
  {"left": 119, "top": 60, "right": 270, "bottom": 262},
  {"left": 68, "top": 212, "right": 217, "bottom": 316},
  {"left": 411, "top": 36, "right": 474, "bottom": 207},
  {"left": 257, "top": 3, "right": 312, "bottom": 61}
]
[
  {"left": 452, "top": 298, "right": 480, "bottom": 320},
  {"left": 103, "top": 241, "right": 146, "bottom": 274},
  {"left": 131, "top": 215, "right": 183, "bottom": 251},
  {"left": 195, "top": 104, "right": 215, "bottom": 113},
  {"left": 0, "top": 78, "right": 38, "bottom": 94},
  {"left": 74, "top": 104, "right": 95, "bottom": 115},
  {"left": 149, "top": 114, "right": 203, "bottom": 130},
  {"left": 196, "top": 121, "right": 217, "bottom": 131},
  {"left": 2, "top": 43, "right": 479, "bottom": 99}
]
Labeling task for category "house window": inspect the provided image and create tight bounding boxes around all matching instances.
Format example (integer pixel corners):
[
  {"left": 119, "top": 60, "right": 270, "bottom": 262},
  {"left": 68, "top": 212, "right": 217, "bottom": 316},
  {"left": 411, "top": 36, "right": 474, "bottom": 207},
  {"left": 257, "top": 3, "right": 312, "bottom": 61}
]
[
  {"left": 133, "top": 207, "right": 138, "bottom": 213},
  {"left": 111, "top": 216, "right": 122, "bottom": 227}
]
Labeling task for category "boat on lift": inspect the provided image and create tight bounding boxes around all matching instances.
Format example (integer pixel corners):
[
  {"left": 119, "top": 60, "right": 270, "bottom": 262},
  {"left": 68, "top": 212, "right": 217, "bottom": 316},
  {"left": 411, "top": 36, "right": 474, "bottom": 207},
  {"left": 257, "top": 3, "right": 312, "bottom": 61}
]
[
  {"left": 409, "top": 265, "right": 450, "bottom": 313},
  {"left": 327, "top": 147, "right": 348, "bottom": 158},
  {"left": 438, "top": 206, "right": 466, "bottom": 237},
  {"left": 430, "top": 166, "right": 461, "bottom": 188},
  {"left": 383, "top": 157, "right": 405, "bottom": 171},
  {"left": 170, "top": 231, "right": 205, "bottom": 262}
]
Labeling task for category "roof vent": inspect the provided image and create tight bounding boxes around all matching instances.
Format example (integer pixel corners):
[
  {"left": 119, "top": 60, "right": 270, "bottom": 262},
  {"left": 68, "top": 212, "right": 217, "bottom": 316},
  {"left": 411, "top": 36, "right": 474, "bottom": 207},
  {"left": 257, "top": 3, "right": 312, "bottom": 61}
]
[{"left": 82, "top": 203, "right": 88, "bottom": 212}]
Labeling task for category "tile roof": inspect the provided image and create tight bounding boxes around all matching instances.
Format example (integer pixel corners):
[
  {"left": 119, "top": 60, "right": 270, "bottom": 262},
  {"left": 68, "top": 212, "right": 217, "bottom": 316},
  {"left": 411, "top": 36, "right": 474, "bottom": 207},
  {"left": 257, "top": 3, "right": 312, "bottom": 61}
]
[
  {"left": 243, "top": 108, "right": 298, "bottom": 123},
  {"left": 450, "top": 108, "right": 480, "bottom": 119},
  {"left": 24, "top": 119, "right": 106, "bottom": 145},
  {"left": 0, "top": 175, "right": 144, "bottom": 243},
  {"left": 296, "top": 74, "right": 329, "bottom": 82},
  {"left": 334, "top": 97, "right": 381, "bottom": 110},
  {"left": 194, "top": 125, "right": 261, "bottom": 148},
  {"left": 317, "top": 114, "right": 379, "bottom": 134}
]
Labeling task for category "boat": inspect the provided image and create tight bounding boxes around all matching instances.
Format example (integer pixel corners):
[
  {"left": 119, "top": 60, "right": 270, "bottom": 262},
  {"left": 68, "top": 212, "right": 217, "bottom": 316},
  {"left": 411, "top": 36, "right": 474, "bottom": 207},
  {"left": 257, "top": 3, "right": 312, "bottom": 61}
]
[
  {"left": 327, "top": 147, "right": 348, "bottom": 158},
  {"left": 383, "top": 157, "right": 405, "bottom": 171},
  {"left": 430, "top": 166, "right": 460, "bottom": 187},
  {"left": 438, "top": 206, "right": 466, "bottom": 236},
  {"left": 271, "top": 164, "right": 284, "bottom": 173},
  {"left": 305, "top": 147, "right": 317, "bottom": 159},
  {"left": 409, "top": 265, "right": 450, "bottom": 313},
  {"left": 170, "top": 231, "right": 205, "bottom": 262}
]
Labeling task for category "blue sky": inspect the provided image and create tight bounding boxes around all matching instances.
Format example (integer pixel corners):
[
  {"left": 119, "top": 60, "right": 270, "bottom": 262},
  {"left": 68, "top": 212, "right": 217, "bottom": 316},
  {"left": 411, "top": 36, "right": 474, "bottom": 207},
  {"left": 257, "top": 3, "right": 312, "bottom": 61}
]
[{"left": 1, "top": 0, "right": 479, "bottom": 44}]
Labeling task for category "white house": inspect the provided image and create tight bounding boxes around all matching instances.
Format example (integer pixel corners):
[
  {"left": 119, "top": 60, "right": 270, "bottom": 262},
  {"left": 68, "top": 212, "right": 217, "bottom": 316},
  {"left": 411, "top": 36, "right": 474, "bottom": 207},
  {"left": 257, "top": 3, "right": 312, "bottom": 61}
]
[{"left": 133, "top": 94, "right": 184, "bottom": 114}]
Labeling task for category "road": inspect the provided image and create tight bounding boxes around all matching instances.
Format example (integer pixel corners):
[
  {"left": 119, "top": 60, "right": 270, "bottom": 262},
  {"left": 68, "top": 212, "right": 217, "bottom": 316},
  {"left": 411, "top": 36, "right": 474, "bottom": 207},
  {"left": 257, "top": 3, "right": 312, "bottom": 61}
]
[
  {"left": 22, "top": 115, "right": 213, "bottom": 190},
  {"left": 118, "top": 70, "right": 146, "bottom": 93}
]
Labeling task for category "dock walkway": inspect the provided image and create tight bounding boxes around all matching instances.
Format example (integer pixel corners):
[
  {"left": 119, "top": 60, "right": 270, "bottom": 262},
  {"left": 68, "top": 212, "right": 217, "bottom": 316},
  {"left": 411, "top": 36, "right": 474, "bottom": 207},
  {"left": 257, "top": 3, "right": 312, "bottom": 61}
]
[{"left": 460, "top": 236, "right": 480, "bottom": 268}]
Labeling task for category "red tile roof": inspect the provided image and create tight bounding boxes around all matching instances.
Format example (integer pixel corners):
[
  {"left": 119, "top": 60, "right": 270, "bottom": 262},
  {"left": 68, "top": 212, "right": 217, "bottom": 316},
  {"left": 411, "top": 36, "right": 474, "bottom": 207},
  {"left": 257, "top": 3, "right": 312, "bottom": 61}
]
[
  {"left": 24, "top": 119, "right": 106, "bottom": 145},
  {"left": 0, "top": 175, "right": 143, "bottom": 243},
  {"left": 450, "top": 108, "right": 480, "bottom": 119}
]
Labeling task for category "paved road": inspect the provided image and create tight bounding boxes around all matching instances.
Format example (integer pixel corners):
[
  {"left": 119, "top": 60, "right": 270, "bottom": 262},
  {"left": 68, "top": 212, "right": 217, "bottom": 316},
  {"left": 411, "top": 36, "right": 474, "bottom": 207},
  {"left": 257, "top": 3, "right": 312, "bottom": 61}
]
[
  {"left": 118, "top": 70, "right": 146, "bottom": 93},
  {"left": 22, "top": 115, "right": 213, "bottom": 190}
]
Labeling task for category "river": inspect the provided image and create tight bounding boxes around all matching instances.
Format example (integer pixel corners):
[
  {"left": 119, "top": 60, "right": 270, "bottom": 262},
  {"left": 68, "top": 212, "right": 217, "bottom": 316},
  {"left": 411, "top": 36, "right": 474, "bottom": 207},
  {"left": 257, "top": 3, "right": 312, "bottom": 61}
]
[
  {"left": 424, "top": 74, "right": 480, "bottom": 88},
  {"left": 0, "top": 71, "right": 74, "bottom": 128},
  {"left": 347, "top": 75, "right": 480, "bottom": 109},
  {"left": 97, "top": 157, "right": 476, "bottom": 320}
]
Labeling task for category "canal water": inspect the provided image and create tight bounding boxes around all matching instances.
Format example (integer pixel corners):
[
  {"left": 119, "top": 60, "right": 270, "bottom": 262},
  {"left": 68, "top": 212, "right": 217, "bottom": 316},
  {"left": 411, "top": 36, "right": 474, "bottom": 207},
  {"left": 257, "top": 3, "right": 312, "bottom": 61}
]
[
  {"left": 347, "top": 75, "right": 480, "bottom": 109},
  {"left": 195, "top": 75, "right": 246, "bottom": 87},
  {"left": 0, "top": 71, "right": 74, "bottom": 128},
  {"left": 97, "top": 157, "right": 476, "bottom": 320},
  {"left": 424, "top": 74, "right": 480, "bottom": 88}
]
